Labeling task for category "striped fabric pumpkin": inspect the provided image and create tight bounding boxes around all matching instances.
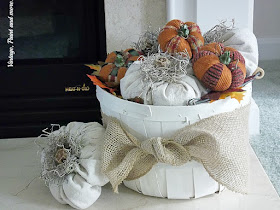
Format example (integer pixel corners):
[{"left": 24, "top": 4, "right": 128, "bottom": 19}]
[
  {"left": 99, "top": 49, "right": 142, "bottom": 87},
  {"left": 158, "top": 19, "right": 204, "bottom": 58},
  {"left": 192, "top": 43, "right": 246, "bottom": 91}
]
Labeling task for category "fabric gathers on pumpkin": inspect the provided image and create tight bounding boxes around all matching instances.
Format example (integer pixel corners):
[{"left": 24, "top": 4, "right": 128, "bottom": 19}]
[{"left": 40, "top": 122, "right": 109, "bottom": 209}]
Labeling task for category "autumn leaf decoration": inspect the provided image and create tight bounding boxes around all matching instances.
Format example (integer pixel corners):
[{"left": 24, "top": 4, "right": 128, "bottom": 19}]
[
  {"left": 201, "top": 88, "right": 245, "bottom": 103},
  {"left": 86, "top": 74, "right": 117, "bottom": 95},
  {"left": 85, "top": 62, "right": 104, "bottom": 76},
  {"left": 85, "top": 62, "right": 119, "bottom": 95}
]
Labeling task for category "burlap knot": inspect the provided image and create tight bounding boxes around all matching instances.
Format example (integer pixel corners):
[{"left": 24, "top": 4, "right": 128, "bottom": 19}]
[
  {"left": 140, "top": 137, "right": 191, "bottom": 164},
  {"left": 101, "top": 105, "right": 250, "bottom": 194}
]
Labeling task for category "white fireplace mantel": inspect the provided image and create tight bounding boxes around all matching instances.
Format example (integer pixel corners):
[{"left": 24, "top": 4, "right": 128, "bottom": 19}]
[
  {"left": 166, "top": 0, "right": 254, "bottom": 33},
  {"left": 0, "top": 137, "right": 279, "bottom": 209}
]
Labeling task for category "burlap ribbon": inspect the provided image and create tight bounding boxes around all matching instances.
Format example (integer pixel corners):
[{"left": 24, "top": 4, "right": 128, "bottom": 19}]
[{"left": 101, "top": 105, "right": 249, "bottom": 194}]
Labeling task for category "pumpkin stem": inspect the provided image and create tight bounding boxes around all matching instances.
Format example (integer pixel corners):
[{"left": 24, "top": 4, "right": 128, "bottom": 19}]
[
  {"left": 219, "top": 51, "right": 231, "bottom": 65},
  {"left": 178, "top": 24, "right": 189, "bottom": 38},
  {"left": 55, "top": 148, "right": 68, "bottom": 164},
  {"left": 115, "top": 54, "right": 125, "bottom": 67}
]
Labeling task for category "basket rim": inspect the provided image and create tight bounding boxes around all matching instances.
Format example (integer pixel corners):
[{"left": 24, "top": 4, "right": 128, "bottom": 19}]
[{"left": 96, "top": 85, "right": 251, "bottom": 122}]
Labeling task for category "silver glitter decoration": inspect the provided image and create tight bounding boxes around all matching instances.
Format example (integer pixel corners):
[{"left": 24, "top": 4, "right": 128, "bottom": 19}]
[
  {"left": 39, "top": 125, "right": 83, "bottom": 186},
  {"left": 204, "top": 20, "right": 235, "bottom": 44},
  {"left": 133, "top": 27, "right": 160, "bottom": 56},
  {"left": 140, "top": 50, "right": 190, "bottom": 84}
]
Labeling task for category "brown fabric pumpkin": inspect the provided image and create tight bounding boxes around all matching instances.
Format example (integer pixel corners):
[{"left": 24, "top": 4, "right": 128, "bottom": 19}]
[
  {"left": 192, "top": 43, "right": 246, "bottom": 91},
  {"left": 158, "top": 19, "right": 204, "bottom": 58},
  {"left": 99, "top": 49, "right": 142, "bottom": 87}
]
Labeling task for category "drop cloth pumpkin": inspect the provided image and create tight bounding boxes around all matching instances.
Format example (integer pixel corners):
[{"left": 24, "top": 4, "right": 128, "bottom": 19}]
[
  {"left": 120, "top": 57, "right": 207, "bottom": 106},
  {"left": 40, "top": 122, "right": 108, "bottom": 209},
  {"left": 158, "top": 19, "right": 204, "bottom": 58},
  {"left": 192, "top": 42, "right": 246, "bottom": 91},
  {"left": 99, "top": 49, "right": 142, "bottom": 87}
]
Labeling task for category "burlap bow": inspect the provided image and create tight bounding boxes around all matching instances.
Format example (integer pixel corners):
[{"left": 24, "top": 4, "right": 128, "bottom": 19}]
[{"left": 101, "top": 105, "right": 249, "bottom": 194}]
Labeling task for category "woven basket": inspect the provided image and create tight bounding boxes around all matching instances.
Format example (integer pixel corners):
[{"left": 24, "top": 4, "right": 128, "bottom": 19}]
[{"left": 96, "top": 84, "right": 252, "bottom": 199}]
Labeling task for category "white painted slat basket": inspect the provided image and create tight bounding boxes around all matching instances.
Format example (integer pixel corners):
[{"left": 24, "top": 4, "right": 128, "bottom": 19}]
[{"left": 96, "top": 84, "right": 252, "bottom": 199}]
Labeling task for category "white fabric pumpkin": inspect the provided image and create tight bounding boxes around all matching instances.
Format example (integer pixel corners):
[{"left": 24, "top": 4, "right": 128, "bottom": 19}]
[
  {"left": 120, "top": 61, "right": 207, "bottom": 106},
  {"left": 41, "top": 122, "right": 108, "bottom": 209},
  {"left": 219, "top": 28, "right": 259, "bottom": 76}
]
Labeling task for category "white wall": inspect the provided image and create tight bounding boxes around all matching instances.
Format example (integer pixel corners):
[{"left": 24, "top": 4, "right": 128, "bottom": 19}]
[
  {"left": 167, "top": 0, "right": 254, "bottom": 33},
  {"left": 254, "top": 0, "right": 280, "bottom": 60},
  {"left": 254, "top": 0, "right": 280, "bottom": 38},
  {"left": 104, "top": 0, "right": 280, "bottom": 60},
  {"left": 104, "top": 0, "right": 166, "bottom": 53}
]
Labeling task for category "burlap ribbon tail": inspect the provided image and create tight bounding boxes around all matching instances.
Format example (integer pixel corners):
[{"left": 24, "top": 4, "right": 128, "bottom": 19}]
[{"left": 101, "top": 105, "right": 249, "bottom": 194}]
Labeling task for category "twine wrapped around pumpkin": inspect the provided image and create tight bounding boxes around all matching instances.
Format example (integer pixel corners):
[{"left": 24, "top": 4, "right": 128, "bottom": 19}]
[{"left": 192, "top": 42, "right": 246, "bottom": 91}]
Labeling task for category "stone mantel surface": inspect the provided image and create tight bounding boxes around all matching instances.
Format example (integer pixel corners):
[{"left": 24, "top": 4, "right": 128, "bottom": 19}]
[{"left": 0, "top": 137, "right": 279, "bottom": 210}]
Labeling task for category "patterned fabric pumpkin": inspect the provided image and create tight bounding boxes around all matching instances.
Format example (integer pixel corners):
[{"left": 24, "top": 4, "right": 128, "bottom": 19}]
[
  {"left": 158, "top": 19, "right": 204, "bottom": 58},
  {"left": 99, "top": 49, "right": 142, "bottom": 87},
  {"left": 192, "top": 43, "right": 246, "bottom": 91}
]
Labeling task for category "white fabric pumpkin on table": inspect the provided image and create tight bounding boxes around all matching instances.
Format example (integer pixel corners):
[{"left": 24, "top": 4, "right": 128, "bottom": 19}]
[{"left": 40, "top": 122, "right": 108, "bottom": 209}]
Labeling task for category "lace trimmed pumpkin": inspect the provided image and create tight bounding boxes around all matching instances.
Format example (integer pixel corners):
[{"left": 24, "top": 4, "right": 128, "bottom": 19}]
[
  {"left": 192, "top": 43, "right": 246, "bottom": 91},
  {"left": 99, "top": 48, "right": 142, "bottom": 87},
  {"left": 158, "top": 19, "right": 204, "bottom": 58}
]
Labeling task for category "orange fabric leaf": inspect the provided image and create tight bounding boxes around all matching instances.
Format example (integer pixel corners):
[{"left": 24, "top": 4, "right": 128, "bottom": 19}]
[
  {"left": 205, "top": 88, "right": 245, "bottom": 103},
  {"left": 219, "top": 91, "right": 245, "bottom": 103},
  {"left": 85, "top": 64, "right": 101, "bottom": 71},
  {"left": 87, "top": 74, "right": 116, "bottom": 94}
]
